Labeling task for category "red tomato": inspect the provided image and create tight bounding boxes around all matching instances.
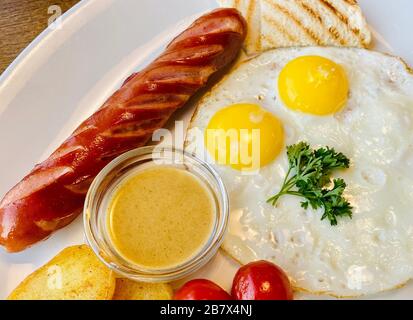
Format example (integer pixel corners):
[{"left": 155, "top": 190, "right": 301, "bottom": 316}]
[
  {"left": 174, "top": 279, "right": 232, "bottom": 300},
  {"left": 232, "top": 260, "right": 293, "bottom": 300}
]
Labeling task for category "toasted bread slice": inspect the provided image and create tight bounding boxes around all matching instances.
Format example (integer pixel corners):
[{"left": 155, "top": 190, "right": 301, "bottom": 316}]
[
  {"left": 217, "top": 0, "right": 372, "bottom": 54},
  {"left": 8, "top": 245, "right": 116, "bottom": 300},
  {"left": 217, "top": 0, "right": 262, "bottom": 54},
  {"left": 112, "top": 279, "right": 173, "bottom": 300},
  {"left": 261, "top": 0, "right": 371, "bottom": 50}
]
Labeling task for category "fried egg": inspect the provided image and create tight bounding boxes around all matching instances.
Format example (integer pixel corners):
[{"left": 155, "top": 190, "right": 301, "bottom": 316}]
[
  {"left": 205, "top": 103, "right": 284, "bottom": 171},
  {"left": 185, "top": 47, "right": 413, "bottom": 297}
]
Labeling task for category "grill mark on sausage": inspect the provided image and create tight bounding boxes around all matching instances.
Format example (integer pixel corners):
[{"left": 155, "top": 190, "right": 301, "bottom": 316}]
[
  {"left": 102, "top": 117, "right": 167, "bottom": 138},
  {"left": 157, "top": 45, "right": 225, "bottom": 65}
]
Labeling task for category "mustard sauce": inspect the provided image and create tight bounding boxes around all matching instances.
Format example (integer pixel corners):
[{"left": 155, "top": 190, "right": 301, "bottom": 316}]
[{"left": 107, "top": 166, "right": 215, "bottom": 270}]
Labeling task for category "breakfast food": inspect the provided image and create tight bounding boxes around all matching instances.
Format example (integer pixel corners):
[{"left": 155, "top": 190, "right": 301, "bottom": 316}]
[
  {"left": 175, "top": 260, "right": 292, "bottom": 300},
  {"left": 3, "top": 0, "right": 413, "bottom": 302},
  {"left": 112, "top": 279, "right": 173, "bottom": 300},
  {"left": 174, "top": 279, "right": 233, "bottom": 300},
  {"left": 106, "top": 166, "right": 215, "bottom": 270},
  {"left": 186, "top": 47, "right": 413, "bottom": 296},
  {"left": 217, "top": 0, "right": 372, "bottom": 53},
  {"left": 8, "top": 245, "right": 116, "bottom": 300},
  {"left": 84, "top": 147, "right": 229, "bottom": 282},
  {"left": 232, "top": 260, "right": 293, "bottom": 300},
  {"left": 267, "top": 142, "right": 352, "bottom": 226},
  {"left": 0, "top": 8, "right": 247, "bottom": 253}
]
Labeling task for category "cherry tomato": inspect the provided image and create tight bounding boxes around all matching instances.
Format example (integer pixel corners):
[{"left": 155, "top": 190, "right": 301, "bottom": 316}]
[
  {"left": 232, "top": 260, "right": 293, "bottom": 300},
  {"left": 174, "top": 279, "right": 232, "bottom": 300}
]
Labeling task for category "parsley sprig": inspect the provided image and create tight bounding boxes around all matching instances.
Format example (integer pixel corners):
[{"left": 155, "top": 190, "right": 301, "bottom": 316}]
[{"left": 267, "top": 142, "right": 353, "bottom": 226}]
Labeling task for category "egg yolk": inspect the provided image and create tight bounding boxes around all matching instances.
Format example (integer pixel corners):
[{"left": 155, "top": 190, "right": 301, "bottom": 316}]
[
  {"left": 205, "top": 103, "right": 284, "bottom": 171},
  {"left": 278, "top": 55, "right": 349, "bottom": 115}
]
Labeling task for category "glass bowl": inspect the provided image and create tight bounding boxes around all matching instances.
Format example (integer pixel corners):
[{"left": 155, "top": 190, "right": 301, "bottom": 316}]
[{"left": 84, "top": 146, "right": 229, "bottom": 282}]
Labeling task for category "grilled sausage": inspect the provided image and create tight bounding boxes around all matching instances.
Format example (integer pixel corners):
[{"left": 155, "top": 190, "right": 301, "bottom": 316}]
[{"left": 0, "top": 8, "right": 247, "bottom": 252}]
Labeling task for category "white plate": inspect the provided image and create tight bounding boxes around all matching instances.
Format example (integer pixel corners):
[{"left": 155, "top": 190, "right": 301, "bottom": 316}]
[{"left": 0, "top": 0, "right": 412, "bottom": 300}]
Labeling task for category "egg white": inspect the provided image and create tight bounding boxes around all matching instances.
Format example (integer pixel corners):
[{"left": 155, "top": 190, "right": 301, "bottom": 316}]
[{"left": 185, "top": 47, "right": 413, "bottom": 297}]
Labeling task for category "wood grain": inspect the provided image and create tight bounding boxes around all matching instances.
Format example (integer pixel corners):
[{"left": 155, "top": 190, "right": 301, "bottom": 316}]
[{"left": 0, "top": 0, "right": 80, "bottom": 74}]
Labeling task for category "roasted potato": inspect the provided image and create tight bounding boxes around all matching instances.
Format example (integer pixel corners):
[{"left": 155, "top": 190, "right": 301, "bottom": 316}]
[
  {"left": 8, "top": 245, "right": 116, "bottom": 300},
  {"left": 112, "top": 278, "right": 173, "bottom": 300}
]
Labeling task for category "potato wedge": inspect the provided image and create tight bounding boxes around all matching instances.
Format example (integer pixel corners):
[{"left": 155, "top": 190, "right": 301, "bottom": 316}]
[
  {"left": 8, "top": 245, "right": 116, "bottom": 300},
  {"left": 112, "top": 278, "right": 173, "bottom": 300}
]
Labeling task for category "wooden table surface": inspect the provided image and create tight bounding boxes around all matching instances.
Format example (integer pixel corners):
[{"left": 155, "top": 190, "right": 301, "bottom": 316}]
[{"left": 0, "top": 0, "right": 80, "bottom": 74}]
